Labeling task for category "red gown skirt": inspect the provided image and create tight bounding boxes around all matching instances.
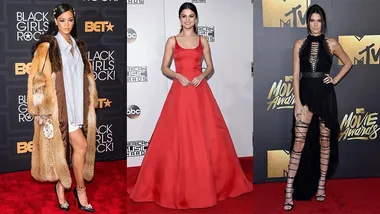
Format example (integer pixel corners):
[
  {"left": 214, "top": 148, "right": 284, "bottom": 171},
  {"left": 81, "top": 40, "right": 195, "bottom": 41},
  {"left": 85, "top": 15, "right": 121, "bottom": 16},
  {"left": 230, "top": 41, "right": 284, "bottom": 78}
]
[{"left": 128, "top": 37, "right": 253, "bottom": 209}]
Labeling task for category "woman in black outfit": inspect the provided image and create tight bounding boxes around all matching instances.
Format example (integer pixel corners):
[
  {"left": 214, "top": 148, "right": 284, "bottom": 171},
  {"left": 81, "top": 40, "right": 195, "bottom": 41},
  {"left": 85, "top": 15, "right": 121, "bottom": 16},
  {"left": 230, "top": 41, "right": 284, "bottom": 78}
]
[{"left": 283, "top": 4, "right": 352, "bottom": 211}]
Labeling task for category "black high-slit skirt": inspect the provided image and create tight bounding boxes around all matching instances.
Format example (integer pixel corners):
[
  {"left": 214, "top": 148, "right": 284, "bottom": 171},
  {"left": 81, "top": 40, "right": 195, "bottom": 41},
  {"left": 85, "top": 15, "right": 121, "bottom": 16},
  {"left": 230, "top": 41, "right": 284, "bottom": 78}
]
[{"left": 290, "top": 77, "right": 340, "bottom": 200}]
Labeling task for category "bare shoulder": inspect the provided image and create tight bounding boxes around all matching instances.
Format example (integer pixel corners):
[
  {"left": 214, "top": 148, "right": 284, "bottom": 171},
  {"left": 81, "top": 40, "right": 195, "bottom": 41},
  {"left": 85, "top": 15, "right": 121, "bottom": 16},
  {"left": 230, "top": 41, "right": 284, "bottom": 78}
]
[
  {"left": 166, "top": 36, "right": 176, "bottom": 46},
  {"left": 200, "top": 35, "right": 209, "bottom": 46},
  {"left": 200, "top": 35, "right": 208, "bottom": 43},
  {"left": 293, "top": 39, "right": 306, "bottom": 53},
  {"left": 326, "top": 37, "right": 338, "bottom": 47},
  {"left": 164, "top": 36, "right": 176, "bottom": 51},
  {"left": 294, "top": 38, "right": 306, "bottom": 48}
]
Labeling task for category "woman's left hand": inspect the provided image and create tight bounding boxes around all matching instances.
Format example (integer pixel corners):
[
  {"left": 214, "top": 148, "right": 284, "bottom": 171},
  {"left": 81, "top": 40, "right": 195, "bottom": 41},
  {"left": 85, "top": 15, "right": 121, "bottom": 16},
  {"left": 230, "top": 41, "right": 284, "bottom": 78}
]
[
  {"left": 191, "top": 74, "right": 205, "bottom": 87},
  {"left": 323, "top": 74, "right": 337, "bottom": 85}
]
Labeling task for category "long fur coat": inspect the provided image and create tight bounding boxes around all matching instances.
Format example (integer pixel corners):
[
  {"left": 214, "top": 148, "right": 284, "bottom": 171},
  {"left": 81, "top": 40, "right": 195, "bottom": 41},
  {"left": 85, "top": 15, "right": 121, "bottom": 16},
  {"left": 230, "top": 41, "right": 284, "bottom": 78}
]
[{"left": 27, "top": 35, "right": 98, "bottom": 189}]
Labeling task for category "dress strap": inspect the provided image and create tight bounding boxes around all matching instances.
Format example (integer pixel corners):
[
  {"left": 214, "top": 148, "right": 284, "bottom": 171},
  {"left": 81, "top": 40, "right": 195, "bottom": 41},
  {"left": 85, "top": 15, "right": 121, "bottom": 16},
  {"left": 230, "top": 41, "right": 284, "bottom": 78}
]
[{"left": 173, "top": 36, "right": 179, "bottom": 49}]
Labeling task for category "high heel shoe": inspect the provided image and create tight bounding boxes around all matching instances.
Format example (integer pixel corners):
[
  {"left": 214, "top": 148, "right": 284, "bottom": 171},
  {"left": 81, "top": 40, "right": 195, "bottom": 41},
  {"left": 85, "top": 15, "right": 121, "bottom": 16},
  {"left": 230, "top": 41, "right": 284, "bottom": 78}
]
[
  {"left": 284, "top": 178, "right": 294, "bottom": 211},
  {"left": 73, "top": 186, "right": 95, "bottom": 212},
  {"left": 316, "top": 143, "right": 329, "bottom": 202},
  {"left": 54, "top": 182, "right": 69, "bottom": 212},
  {"left": 316, "top": 186, "right": 326, "bottom": 202},
  {"left": 283, "top": 149, "right": 302, "bottom": 211}
]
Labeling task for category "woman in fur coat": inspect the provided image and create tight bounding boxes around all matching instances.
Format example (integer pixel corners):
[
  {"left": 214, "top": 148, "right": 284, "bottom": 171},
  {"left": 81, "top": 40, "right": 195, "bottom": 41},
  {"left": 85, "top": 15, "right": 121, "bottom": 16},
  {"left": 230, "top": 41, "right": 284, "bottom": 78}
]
[{"left": 27, "top": 3, "right": 98, "bottom": 212}]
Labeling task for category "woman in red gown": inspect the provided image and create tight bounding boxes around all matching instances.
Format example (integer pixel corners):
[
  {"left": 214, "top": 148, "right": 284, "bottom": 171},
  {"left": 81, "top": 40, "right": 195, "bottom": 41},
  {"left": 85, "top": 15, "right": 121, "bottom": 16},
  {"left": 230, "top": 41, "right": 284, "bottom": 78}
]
[{"left": 128, "top": 2, "right": 253, "bottom": 209}]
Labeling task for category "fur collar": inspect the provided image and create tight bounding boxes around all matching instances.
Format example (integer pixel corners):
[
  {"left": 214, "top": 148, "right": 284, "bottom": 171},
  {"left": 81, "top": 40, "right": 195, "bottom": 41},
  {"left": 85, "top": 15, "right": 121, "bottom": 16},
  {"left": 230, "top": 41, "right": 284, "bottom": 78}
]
[{"left": 33, "top": 35, "right": 91, "bottom": 74}]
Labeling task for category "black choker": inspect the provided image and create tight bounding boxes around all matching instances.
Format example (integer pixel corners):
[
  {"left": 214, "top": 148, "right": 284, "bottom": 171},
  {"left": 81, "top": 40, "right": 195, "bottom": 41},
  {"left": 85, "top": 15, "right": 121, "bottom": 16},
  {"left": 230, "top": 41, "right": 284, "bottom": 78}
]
[{"left": 307, "top": 34, "right": 325, "bottom": 42}]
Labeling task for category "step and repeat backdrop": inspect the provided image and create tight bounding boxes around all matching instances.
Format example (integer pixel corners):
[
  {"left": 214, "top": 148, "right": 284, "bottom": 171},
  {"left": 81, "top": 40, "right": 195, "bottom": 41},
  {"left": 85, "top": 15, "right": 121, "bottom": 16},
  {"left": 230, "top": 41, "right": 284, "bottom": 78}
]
[
  {"left": 127, "top": 0, "right": 254, "bottom": 167},
  {"left": 254, "top": 0, "right": 380, "bottom": 183},
  {"left": 0, "top": 0, "right": 126, "bottom": 173}
]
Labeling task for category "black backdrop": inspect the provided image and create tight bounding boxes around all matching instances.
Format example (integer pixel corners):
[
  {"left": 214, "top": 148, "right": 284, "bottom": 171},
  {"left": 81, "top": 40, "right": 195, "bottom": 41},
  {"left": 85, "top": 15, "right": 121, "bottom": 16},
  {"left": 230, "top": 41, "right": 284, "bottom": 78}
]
[
  {"left": 254, "top": 0, "right": 380, "bottom": 183},
  {"left": 0, "top": 0, "right": 126, "bottom": 173}
]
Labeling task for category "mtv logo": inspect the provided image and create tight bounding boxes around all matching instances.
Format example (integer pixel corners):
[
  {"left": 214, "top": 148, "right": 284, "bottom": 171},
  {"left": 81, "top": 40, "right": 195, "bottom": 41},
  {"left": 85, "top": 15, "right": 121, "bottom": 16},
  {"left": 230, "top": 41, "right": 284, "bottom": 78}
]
[
  {"left": 339, "top": 35, "right": 380, "bottom": 65},
  {"left": 267, "top": 150, "right": 290, "bottom": 178},
  {"left": 356, "top": 108, "right": 365, "bottom": 114},
  {"left": 262, "top": 0, "right": 310, "bottom": 28},
  {"left": 281, "top": 19, "right": 291, "bottom": 27},
  {"left": 285, "top": 76, "right": 293, "bottom": 82},
  {"left": 354, "top": 58, "right": 365, "bottom": 65}
]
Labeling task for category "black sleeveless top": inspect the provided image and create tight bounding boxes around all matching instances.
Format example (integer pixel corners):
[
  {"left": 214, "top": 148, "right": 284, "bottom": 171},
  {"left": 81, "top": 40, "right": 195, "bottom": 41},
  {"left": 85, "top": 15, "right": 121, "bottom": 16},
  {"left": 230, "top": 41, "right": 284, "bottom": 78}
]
[{"left": 299, "top": 34, "right": 333, "bottom": 78}]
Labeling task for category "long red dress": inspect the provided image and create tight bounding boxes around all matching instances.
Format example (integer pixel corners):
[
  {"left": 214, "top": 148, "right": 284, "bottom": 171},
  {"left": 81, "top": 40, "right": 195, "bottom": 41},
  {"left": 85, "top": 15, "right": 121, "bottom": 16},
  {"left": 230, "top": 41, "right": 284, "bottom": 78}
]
[{"left": 128, "top": 36, "right": 253, "bottom": 209}]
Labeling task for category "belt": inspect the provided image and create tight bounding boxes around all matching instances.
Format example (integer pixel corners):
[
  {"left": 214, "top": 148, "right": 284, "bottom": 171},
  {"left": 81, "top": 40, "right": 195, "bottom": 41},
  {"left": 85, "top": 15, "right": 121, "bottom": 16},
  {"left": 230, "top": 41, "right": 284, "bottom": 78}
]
[{"left": 301, "top": 72, "right": 327, "bottom": 78}]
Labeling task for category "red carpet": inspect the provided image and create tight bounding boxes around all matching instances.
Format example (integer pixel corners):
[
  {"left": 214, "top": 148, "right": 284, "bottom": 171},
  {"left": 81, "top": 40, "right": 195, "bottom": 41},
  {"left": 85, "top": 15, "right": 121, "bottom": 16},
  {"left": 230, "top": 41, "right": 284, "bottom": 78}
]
[
  {"left": 0, "top": 160, "right": 127, "bottom": 214},
  {"left": 128, "top": 157, "right": 380, "bottom": 214}
]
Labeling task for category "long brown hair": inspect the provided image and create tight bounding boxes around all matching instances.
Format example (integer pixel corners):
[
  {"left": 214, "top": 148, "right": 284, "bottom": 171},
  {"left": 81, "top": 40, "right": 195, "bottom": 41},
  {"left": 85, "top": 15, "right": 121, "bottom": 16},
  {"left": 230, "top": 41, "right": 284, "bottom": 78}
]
[
  {"left": 306, "top": 4, "right": 327, "bottom": 34},
  {"left": 178, "top": 2, "right": 198, "bottom": 34}
]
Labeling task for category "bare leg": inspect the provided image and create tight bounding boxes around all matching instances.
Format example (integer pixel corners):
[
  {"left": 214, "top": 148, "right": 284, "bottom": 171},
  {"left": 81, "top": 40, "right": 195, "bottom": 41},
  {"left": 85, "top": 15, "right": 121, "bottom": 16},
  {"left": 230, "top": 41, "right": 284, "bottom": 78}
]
[
  {"left": 316, "top": 119, "right": 330, "bottom": 202},
  {"left": 56, "top": 181, "right": 68, "bottom": 206},
  {"left": 69, "top": 129, "right": 91, "bottom": 206},
  {"left": 284, "top": 106, "right": 313, "bottom": 211}
]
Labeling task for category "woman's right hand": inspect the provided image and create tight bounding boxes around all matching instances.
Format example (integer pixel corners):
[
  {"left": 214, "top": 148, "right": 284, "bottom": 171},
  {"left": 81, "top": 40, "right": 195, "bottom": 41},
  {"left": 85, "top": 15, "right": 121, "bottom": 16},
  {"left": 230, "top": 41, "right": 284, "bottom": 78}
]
[
  {"left": 35, "top": 115, "right": 50, "bottom": 126},
  {"left": 175, "top": 73, "right": 190, "bottom": 87},
  {"left": 294, "top": 101, "right": 303, "bottom": 121}
]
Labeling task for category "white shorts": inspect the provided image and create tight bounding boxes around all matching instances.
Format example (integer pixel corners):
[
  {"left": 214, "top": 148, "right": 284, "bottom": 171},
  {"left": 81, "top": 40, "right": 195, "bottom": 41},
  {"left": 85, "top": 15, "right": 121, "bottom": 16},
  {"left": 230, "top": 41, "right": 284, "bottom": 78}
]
[{"left": 69, "top": 122, "right": 83, "bottom": 133}]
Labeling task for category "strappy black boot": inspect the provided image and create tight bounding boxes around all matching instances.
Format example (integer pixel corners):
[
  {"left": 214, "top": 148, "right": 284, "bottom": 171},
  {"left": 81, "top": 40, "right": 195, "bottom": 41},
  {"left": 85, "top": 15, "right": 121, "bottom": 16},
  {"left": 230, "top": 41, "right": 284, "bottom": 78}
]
[
  {"left": 316, "top": 122, "right": 331, "bottom": 202},
  {"left": 284, "top": 120, "right": 309, "bottom": 211},
  {"left": 284, "top": 150, "right": 302, "bottom": 211},
  {"left": 316, "top": 145, "right": 330, "bottom": 202}
]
